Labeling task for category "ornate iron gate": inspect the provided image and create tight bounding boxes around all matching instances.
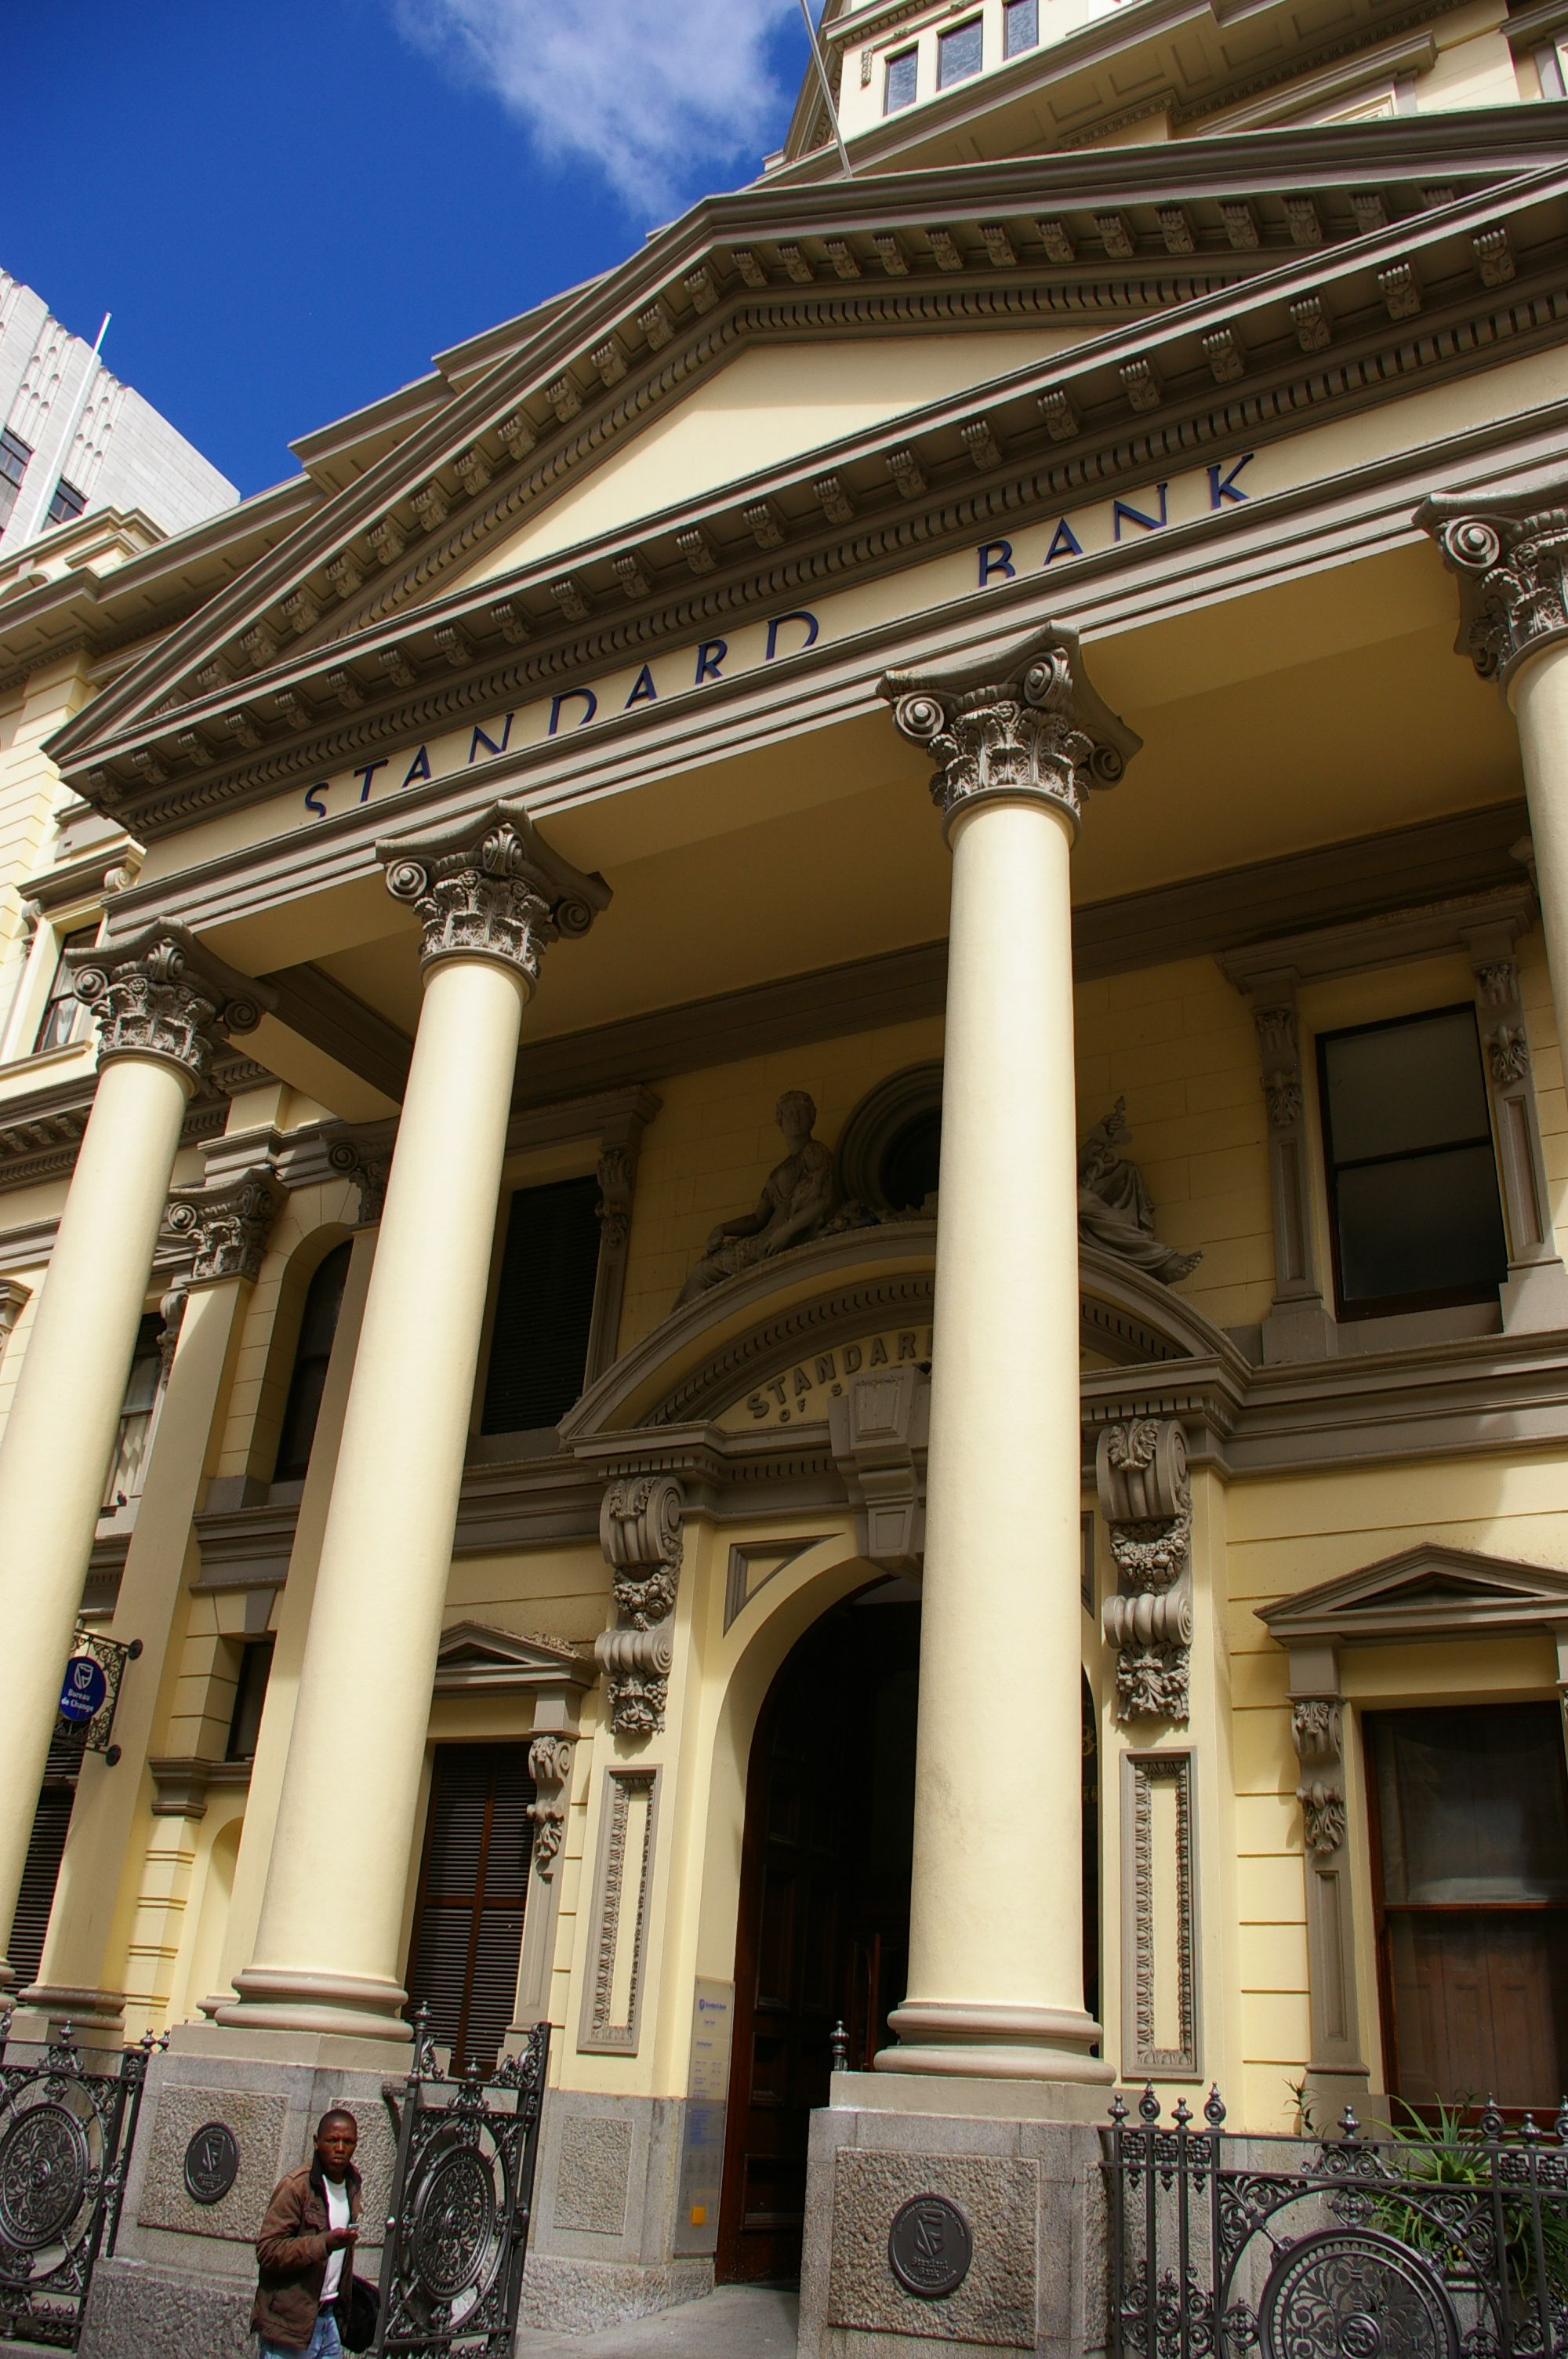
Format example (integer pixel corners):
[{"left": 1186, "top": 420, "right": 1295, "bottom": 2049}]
[
  {"left": 0, "top": 2015, "right": 158, "bottom": 2350},
  {"left": 1109, "top": 2087, "right": 1568, "bottom": 2359},
  {"left": 375, "top": 2012, "right": 550, "bottom": 2357}
]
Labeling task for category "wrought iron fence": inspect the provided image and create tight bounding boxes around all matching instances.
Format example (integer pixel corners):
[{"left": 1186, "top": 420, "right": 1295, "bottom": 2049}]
[
  {"left": 0, "top": 2012, "right": 159, "bottom": 2350},
  {"left": 1108, "top": 2085, "right": 1568, "bottom": 2359},
  {"left": 374, "top": 2009, "right": 550, "bottom": 2357}
]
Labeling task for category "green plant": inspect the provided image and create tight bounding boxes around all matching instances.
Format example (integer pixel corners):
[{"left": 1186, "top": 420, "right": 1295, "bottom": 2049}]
[{"left": 1368, "top": 2099, "right": 1568, "bottom": 2305}]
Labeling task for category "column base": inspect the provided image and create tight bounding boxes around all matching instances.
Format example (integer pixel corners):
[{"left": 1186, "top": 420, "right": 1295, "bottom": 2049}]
[
  {"left": 10, "top": 1983, "right": 127, "bottom": 2047},
  {"left": 878, "top": 1998, "right": 1113, "bottom": 2082},
  {"left": 215, "top": 1964, "right": 412, "bottom": 2045}
]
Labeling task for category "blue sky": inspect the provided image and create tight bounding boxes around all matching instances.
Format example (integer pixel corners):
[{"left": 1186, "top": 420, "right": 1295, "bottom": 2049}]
[{"left": 9, "top": 2, "right": 815, "bottom": 499}]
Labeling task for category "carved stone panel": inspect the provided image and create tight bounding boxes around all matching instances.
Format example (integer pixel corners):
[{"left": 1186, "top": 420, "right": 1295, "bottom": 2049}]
[
  {"left": 1121, "top": 1749, "right": 1200, "bottom": 2078},
  {"left": 579, "top": 1767, "right": 660, "bottom": 2055},
  {"left": 1096, "top": 1418, "right": 1192, "bottom": 1722}
]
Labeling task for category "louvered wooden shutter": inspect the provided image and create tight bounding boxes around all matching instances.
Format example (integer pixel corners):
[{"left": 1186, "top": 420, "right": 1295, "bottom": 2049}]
[
  {"left": 405, "top": 1743, "right": 535, "bottom": 2074},
  {"left": 10, "top": 1726, "right": 86, "bottom": 1987},
  {"left": 479, "top": 1175, "right": 601, "bottom": 1435}
]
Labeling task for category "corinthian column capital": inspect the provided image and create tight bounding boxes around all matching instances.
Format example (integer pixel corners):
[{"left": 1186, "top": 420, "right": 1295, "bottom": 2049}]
[
  {"left": 879, "top": 623, "right": 1142, "bottom": 839},
  {"left": 66, "top": 922, "right": 270, "bottom": 1089},
  {"left": 1417, "top": 480, "right": 1568, "bottom": 689},
  {"left": 378, "top": 799, "right": 611, "bottom": 984},
  {"left": 166, "top": 1167, "right": 285, "bottom": 1286}
]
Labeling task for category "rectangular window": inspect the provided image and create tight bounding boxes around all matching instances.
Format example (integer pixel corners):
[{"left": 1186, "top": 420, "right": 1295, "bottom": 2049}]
[
  {"left": 227, "top": 1637, "right": 276, "bottom": 1762},
  {"left": 938, "top": 16, "right": 983, "bottom": 85},
  {"left": 1318, "top": 1005, "right": 1507, "bottom": 1319},
  {"left": 102, "top": 1313, "right": 163, "bottom": 1512},
  {"left": 33, "top": 924, "right": 99, "bottom": 1056},
  {"left": 0, "top": 427, "right": 31, "bottom": 533},
  {"left": 1004, "top": 0, "right": 1040, "bottom": 56},
  {"left": 884, "top": 45, "right": 918, "bottom": 111},
  {"left": 479, "top": 1174, "right": 602, "bottom": 1435},
  {"left": 405, "top": 1742, "right": 535, "bottom": 2074},
  {"left": 1367, "top": 1704, "right": 1568, "bottom": 2110},
  {"left": 45, "top": 478, "right": 86, "bottom": 528}
]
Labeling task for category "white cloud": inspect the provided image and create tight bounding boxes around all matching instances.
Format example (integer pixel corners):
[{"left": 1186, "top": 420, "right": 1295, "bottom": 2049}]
[{"left": 393, "top": 0, "right": 803, "bottom": 216}]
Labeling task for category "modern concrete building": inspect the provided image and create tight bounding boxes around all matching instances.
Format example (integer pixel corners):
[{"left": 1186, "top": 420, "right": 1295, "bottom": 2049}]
[{"left": 2, "top": 0, "right": 1568, "bottom": 2350}]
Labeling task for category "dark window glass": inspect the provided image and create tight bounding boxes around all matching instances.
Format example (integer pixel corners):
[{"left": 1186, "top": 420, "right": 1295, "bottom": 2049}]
[
  {"left": 1004, "top": 0, "right": 1040, "bottom": 55},
  {"left": 884, "top": 45, "right": 917, "bottom": 110},
  {"left": 405, "top": 1743, "right": 535, "bottom": 2074},
  {"left": 479, "top": 1176, "right": 601, "bottom": 1435},
  {"left": 880, "top": 1107, "right": 942, "bottom": 1212},
  {"left": 103, "top": 1313, "right": 162, "bottom": 1511},
  {"left": 11, "top": 1722, "right": 87, "bottom": 1988},
  {"left": 1319, "top": 1007, "right": 1506, "bottom": 1318},
  {"left": 938, "top": 16, "right": 983, "bottom": 85},
  {"left": 1367, "top": 1705, "right": 1568, "bottom": 2110},
  {"left": 45, "top": 478, "right": 86, "bottom": 527},
  {"left": 33, "top": 924, "right": 98, "bottom": 1055},
  {"left": 227, "top": 1637, "right": 275, "bottom": 1762},
  {"left": 272, "top": 1243, "right": 351, "bottom": 1481},
  {"left": 0, "top": 427, "right": 31, "bottom": 533}
]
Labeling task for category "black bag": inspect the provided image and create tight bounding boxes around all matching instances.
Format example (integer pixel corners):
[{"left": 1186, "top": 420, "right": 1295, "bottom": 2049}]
[{"left": 342, "top": 2274, "right": 380, "bottom": 2354}]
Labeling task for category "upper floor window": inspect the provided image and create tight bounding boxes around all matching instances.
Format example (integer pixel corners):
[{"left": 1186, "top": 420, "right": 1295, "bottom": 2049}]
[
  {"left": 884, "top": 45, "right": 918, "bottom": 111},
  {"left": 272, "top": 1242, "right": 351, "bottom": 1483},
  {"left": 103, "top": 1314, "right": 162, "bottom": 1512},
  {"left": 480, "top": 1176, "right": 601, "bottom": 1435},
  {"left": 0, "top": 427, "right": 31, "bottom": 532},
  {"left": 1367, "top": 1703, "right": 1568, "bottom": 2110},
  {"left": 1004, "top": 0, "right": 1040, "bottom": 56},
  {"left": 938, "top": 16, "right": 984, "bottom": 85},
  {"left": 33, "top": 925, "right": 99, "bottom": 1056},
  {"left": 45, "top": 478, "right": 85, "bottom": 528},
  {"left": 227, "top": 1637, "right": 276, "bottom": 1761},
  {"left": 1318, "top": 1006, "right": 1507, "bottom": 1319}
]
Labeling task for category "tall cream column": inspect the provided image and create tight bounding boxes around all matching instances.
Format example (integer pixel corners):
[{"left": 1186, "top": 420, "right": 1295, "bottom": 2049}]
[
  {"left": 1420, "top": 485, "right": 1568, "bottom": 1024},
  {"left": 219, "top": 802, "right": 608, "bottom": 2044},
  {"left": 877, "top": 628, "right": 1139, "bottom": 2079},
  {"left": 0, "top": 925, "right": 267, "bottom": 1988}
]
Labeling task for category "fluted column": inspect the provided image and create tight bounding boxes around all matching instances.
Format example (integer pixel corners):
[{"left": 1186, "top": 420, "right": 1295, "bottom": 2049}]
[
  {"left": 0, "top": 925, "right": 267, "bottom": 1989},
  {"left": 1419, "top": 486, "right": 1568, "bottom": 1032},
  {"left": 876, "top": 627, "right": 1138, "bottom": 2080},
  {"left": 220, "top": 803, "right": 608, "bottom": 2044}
]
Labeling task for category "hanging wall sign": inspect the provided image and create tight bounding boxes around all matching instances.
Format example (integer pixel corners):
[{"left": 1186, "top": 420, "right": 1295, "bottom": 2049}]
[{"left": 58, "top": 1655, "right": 107, "bottom": 1725}]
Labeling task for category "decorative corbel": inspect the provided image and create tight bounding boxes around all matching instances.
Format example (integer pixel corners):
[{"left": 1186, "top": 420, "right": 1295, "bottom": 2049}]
[
  {"left": 1292, "top": 1696, "right": 1347, "bottom": 1858},
  {"left": 593, "top": 1475, "right": 685, "bottom": 1736},
  {"left": 325, "top": 1117, "right": 398, "bottom": 1227},
  {"left": 0, "top": 1278, "right": 29, "bottom": 1366},
  {"left": 583, "top": 1088, "right": 659, "bottom": 1386},
  {"left": 1232, "top": 967, "right": 1335, "bottom": 1361},
  {"left": 527, "top": 1732, "right": 575, "bottom": 1877},
  {"left": 1462, "top": 921, "right": 1568, "bottom": 1328},
  {"left": 155, "top": 1283, "right": 187, "bottom": 1380},
  {"left": 827, "top": 1365, "right": 927, "bottom": 1572},
  {"left": 1285, "top": 1659, "right": 1368, "bottom": 2093},
  {"left": 1096, "top": 1417, "right": 1192, "bottom": 1722}
]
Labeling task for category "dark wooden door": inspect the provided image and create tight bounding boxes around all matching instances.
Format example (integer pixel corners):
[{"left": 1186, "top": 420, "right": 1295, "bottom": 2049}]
[{"left": 717, "top": 1599, "right": 918, "bottom": 2284}]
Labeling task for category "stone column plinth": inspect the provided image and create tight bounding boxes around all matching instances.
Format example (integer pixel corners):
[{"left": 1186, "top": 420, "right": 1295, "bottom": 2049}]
[
  {"left": 216, "top": 803, "right": 608, "bottom": 2046},
  {"left": 875, "top": 627, "right": 1138, "bottom": 2081},
  {"left": 1419, "top": 487, "right": 1568, "bottom": 1040},
  {"left": 0, "top": 925, "right": 267, "bottom": 1990}
]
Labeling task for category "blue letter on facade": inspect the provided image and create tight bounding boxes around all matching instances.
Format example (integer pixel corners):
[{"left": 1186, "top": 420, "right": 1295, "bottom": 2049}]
[
  {"left": 469, "top": 713, "right": 514, "bottom": 762},
  {"left": 548, "top": 689, "right": 598, "bottom": 735},
  {"left": 1044, "top": 519, "right": 1083, "bottom": 565},
  {"left": 1112, "top": 485, "right": 1169, "bottom": 540},
  {"left": 354, "top": 758, "right": 389, "bottom": 802},
  {"left": 624, "top": 666, "right": 658, "bottom": 707},
  {"left": 1208, "top": 454, "right": 1254, "bottom": 508},
  {"left": 764, "top": 610, "right": 819, "bottom": 661},
  {"left": 695, "top": 640, "right": 727, "bottom": 682},
  {"left": 401, "top": 746, "right": 432, "bottom": 788},
  {"left": 978, "top": 541, "right": 1015, "bottom": 585}
]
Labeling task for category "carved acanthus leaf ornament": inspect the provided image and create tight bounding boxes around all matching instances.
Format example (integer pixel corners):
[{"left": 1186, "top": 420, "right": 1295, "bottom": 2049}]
[
  {"left": 379, "top": 799, "right": 610, "bottom": 983},
  {"left": 880, "top": 624, "right": 1142, "bottom": 839},
  {"left": 1418, "top": 482, "right": 1568, "bottom": 688},
  {"left": 526, "top": 1733, "right": 574, "bottom": 1878},
  {"left": 1097, "top": 1416, "right": 1192, "bottom": 1722},
  {"left": 594, "top": 1474, "right": 686, "bottom": 1736},
  {"left": 166, "top": 1168, "right": 285, "bottom": 1286},
  {"left": 67, "top": 922, "right": 270, "bottom": 1087}
]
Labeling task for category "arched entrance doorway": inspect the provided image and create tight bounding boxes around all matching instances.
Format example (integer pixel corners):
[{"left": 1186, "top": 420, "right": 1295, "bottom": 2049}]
[{"left": 716, "top": 1584, "right": 1100, "bottom": 2284}]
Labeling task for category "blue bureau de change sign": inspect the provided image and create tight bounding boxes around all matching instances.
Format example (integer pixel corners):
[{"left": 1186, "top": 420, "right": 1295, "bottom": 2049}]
[{"left": 59, "top": 1654, "right": 107, "bottom": 1725}]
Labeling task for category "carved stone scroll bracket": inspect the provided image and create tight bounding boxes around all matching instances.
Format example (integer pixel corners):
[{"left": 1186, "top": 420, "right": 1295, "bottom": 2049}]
[
  {"left": 67, "top": 921, "right": 274, "bottom": 1089},
  {"left": 1417, "top": 482, "right": 1568, "bottom": 689},
  {"left": 1096, "top": 1417, "right": 1192, "bottom": 1723},
  {"left": 878, "top": 622, "right": 1143, "bottom": 841},
  {"left": 1282, "top": 1642, "right": 1369, "bottom": 2092},
  {"left": 526, "top": 1732, "right": 575, "bottom": 1881},
  {"left": 324, "top": 1117, "right": 398, "bottom": 1227},
  {"left": 165, "top": 1167, "right": 285, "bottom": 1287},
  {"left": 378, "top": 798, "right": 611, "bottom": 984},
  {"left": 826, "top": 1365, "right": 927, "bottom": 1572},
  {"left": 593, "top": 1474, "right": 685, "bottom": 1737},
  {"left": 1462, "top": 919, "right": 1568, "bottom": 1331},
  {"left": 1232, "top": 969, "right": 1335, "bottom": 1364},
  {"left": 0, "top": 1277, "right": 28, "bottom": 1365}
]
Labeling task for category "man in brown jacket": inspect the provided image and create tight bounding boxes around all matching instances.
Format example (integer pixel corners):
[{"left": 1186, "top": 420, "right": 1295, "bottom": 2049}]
[{"left": 252, "top": 2108, "right": 361, "bottom": 2357}]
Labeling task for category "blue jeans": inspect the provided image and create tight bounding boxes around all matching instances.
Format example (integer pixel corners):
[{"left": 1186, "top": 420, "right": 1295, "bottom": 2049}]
[{"left": 259, "top": 2309, "right": 341, "bottom": 2359}]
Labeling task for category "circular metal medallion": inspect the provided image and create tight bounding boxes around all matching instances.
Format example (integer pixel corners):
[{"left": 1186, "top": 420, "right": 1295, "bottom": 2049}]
[
  {"left": 888, "top": 2194, "right": 974, "bottom": 2299},
  {"left": 1259, "top": 2228, "right": 1460, "bottom": 2359},
  {"left": 0, "top": 2103, "right": 89, "bottom": 2250},
  {"left": 183, "top": 2121, "right": 240, "bottom": 2205},
  {"left": 412, "top": 2145, "right": 496, "bottom": 2304}
]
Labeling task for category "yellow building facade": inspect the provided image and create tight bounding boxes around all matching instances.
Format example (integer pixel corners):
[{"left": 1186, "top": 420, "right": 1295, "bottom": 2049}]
[{"left": 3, "top": 4, "right": 1568, "bottom": 2349}]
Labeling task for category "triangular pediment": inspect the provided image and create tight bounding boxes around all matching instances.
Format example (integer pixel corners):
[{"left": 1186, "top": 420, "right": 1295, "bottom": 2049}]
[
  {"left": 1258, "top": 1544, "right": 1568, "bottom": 1648},
  {"left": 433, "top": 1620, "right": 594, "bottom": 1694},
  {"left": 49, "top": 125, "right": 1566, "bottom": 843}
]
